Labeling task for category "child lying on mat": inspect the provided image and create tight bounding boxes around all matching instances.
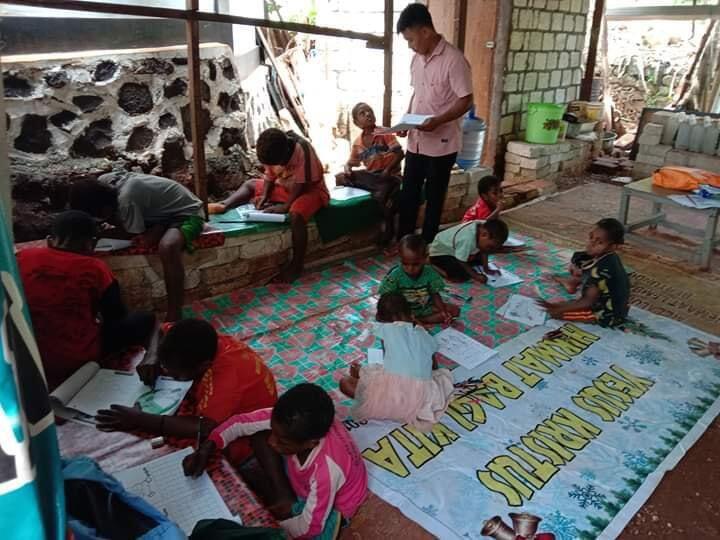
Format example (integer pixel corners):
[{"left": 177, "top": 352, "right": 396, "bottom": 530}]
[
  {"left": 379, "top": 234, "right": 460, "bottom": 325},
  {"left": 184, "top": 383, "right": 368, "bottom": 539},
  {"left": 462, "top": 174, "right": 503, "bottom": 222},
  {"left": 96, "top": 319, "right": 277, "bottom": 466},
  {"left": 339, "top": 293, "right": 454, "bottom": 431},
  {"left": 539, "top": 218, "right": 630, "bottom": 328},
  {"left": 429, "top": 219, "right": 509, "bottom": 283}
]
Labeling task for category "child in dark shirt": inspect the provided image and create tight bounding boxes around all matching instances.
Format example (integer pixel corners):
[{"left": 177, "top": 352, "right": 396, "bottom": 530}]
[{"left": 539, "top": 218, "right": 630, "bottom": 328}]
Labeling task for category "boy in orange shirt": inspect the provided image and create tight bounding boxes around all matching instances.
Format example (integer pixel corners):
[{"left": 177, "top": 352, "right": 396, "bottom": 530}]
[
  {"left": 336, "top": 102, "right": 404, "bottom": 245},
  {"left": 209, "top": 128, "right": 330, "bottom": 282},
  {"left": 96, "top": 318, "right": 277, "bottom": 465}
]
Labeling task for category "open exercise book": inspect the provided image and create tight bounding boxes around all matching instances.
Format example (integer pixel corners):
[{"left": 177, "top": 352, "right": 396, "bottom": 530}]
[
  {"left": 115, "top": 448, "right": 237, "bottom": 534},
  {"left": 50, "top": 362, "right": 192, "bottom": 425},
  {"left": 235, "top": 204, "right": 287, "bottom": 223},
  {"left": 434, "top": 328, "right": 498, "bottom": 370}
]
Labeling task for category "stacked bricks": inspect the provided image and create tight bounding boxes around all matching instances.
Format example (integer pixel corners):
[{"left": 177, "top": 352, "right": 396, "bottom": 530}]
[
  {"left": 503, "top": 139, "right": 592, "bottom": 203},
  {"left": 633, "top": 112, "right": 720, "bottom": 179},
  {"left": 500, "top": 0, "right": 591, "bottom": 146}
]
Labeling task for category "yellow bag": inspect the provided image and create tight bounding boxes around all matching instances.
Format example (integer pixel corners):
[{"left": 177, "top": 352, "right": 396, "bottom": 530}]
[{"left": 652, "top": 166, "right": 720, "bottom": 191}]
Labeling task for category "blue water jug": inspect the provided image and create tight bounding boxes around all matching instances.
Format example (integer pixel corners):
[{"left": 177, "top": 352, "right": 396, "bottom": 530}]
[{"left": 456, "top": 106, "right": 486, "bottom": 170}]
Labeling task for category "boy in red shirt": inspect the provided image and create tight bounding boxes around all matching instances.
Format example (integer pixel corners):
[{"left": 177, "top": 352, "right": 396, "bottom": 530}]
[
  {"left": 17, "top": 210, "right": 155, "bottom": 391},
  {"left": 336, "top": 102, "right": 405, "bottom": 245},
  {"left": 96, "top": 318, "right": 277, "bottom": 465},
  {"left": 208, "top": 128, "right": 330, "bottom": 282},
  {"left": 462, "top": 175, "right": 503, "bottom": 222}
]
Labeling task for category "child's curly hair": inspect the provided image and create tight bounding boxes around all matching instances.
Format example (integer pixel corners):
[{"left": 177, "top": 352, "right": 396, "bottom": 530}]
[{"left": 376, "top": 293, "right": 412, "bottom": 323}]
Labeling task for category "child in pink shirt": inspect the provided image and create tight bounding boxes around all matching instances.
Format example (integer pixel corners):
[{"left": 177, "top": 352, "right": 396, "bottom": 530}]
[
  {"left": 184, "top": 383, "right": 368, "bottom": 539},
  {"left": 462, "top": 175, "right": 503, "bottom": 222}
]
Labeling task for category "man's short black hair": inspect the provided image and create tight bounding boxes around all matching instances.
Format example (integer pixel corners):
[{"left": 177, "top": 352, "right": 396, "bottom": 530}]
[
  {"left": 271, "top": 383, "right": 335, "bottom": 441},
  {"left": 69, "top": 179, "right": 119, "bottom": 217},
  {"left": 596, "top": 218, "right": 625, "bottom": 245},
  {"left": 477, "top": 175, "right": 502, "bottom": 196},
  {"left": 397, "top": 3, "right": 434, "bottom": 33},
  {"left": 376, "top": 292, "right": 412, "bottom": 323},
  {"left": 482, "top": 218, "right": 509, "bottom": 245},
  {"left": 51, "top": 210, "right": 97, "bottom": 244},
  {"left": 399, "top": 233, "right": 427, "bottom": 255},
  {"left": 256, "top": 128, "right": 295, "bottom": 166},
  {"left": 158, "top": 319, "right": 218, "bottom": 371}
]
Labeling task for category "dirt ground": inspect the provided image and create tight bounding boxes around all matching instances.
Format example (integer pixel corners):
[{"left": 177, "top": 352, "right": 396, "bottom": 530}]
[{"left": 341, "top": 180, "right": 720, "bottom": 539}]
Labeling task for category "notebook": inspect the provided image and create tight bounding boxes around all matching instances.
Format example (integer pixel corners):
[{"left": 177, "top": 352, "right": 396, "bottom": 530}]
[{"left": 434, "top": 328, "right": 498, "bottom": 369}]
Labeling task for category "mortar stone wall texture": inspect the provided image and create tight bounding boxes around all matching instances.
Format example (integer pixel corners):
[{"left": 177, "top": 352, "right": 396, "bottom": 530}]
[
  {"left": 500, "top": 0, "right": 591, "bottom": 144},
  {"left": 4, "top": 43, "right": 277, "bottom": 241}
]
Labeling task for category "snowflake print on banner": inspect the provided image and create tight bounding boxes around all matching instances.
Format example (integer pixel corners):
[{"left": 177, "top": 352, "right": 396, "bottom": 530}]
[
  {"left": 669, "top": 401, "right": 703, "bottom": 423},
  {"left": 625, "top": 344, "right": 666, "bottom": 366},
  {"left": 568, "top": 483, "right": 607, "bottom": 509},
  {"left": 622, "top": 450, "right": 651, "bottom": 473},
  {"left": 535, "top": 379, "right": 549, "bottom": 391},
  {"left": 421, "top": 504, "right": 439, "bottom": 518},
  {"left": 543, "top": 510, "right": 578, "bottom": 540},
  {"left": 580, "top": 469, "right": 596, "bottom": 482},
  {"left": 619, "top": 416, "right": 647, "bottom": 432},
  {"left": 581, "top": 355, "right": 598, "bottom": 366}
]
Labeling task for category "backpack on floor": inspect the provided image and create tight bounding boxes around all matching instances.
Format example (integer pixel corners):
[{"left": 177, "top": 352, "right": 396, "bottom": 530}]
[
  {"left": 62, "top": 457, "right": 185, "bottom": 540},
  {"left": 652, "top": 166, "right": 720, "bottom": 191}
]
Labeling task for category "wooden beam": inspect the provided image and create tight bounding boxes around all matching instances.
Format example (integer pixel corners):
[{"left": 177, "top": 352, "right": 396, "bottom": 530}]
[
  {"left": 2, "top": 0, "right": 385, "bottom": 47},
  {"left": 606, "top": 5, "right": 720, "bottom": 21},
  {"left": 382, "top": 0, "right": 394, "bottom": 127},
  {"left": 457, "top": 0, "right": 468, "bottom": 53},
  {"left": 185, "top": 0, "right": 208, "bottom": 215},
  {"left": 580, "top": 0, "right": 605, "bottom": 101},
  {"left": 483, "top": 0, "right": 512, "bottom": 169}
]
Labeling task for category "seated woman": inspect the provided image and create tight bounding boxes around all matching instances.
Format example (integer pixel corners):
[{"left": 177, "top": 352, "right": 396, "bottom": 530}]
[{"left": 17, "top": 210, "right": 155, "bottom": 391}]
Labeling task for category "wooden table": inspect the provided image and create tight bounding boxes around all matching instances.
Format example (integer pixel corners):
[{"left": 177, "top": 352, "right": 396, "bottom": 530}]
[{"left": 618, "top": 178, "right": 719, "bottom": 269}]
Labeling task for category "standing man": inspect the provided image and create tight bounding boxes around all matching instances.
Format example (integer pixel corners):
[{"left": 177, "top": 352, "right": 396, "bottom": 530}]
[{"left": 396, "top": 3, "right": 473, "bottom": 243}]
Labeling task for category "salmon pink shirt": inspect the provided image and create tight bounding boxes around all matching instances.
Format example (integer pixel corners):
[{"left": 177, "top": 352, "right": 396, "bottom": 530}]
[{"left": 407, "top": 37, "right": 473, "bottom": 157}]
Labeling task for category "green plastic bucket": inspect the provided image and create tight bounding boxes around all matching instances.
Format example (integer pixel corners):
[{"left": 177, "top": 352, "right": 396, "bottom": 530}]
[{"left": 525, "top": 103, "right": 565, "bottom": 144}]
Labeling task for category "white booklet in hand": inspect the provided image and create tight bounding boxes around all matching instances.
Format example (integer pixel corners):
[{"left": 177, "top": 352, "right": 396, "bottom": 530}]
[
  {"left": 375, "top": 113, "right": 432, "bottom": 134},
  {"left": 50, "top": 362, "right": 193, "bottom": 422},
  {"left": 115, "top": 448, "right": 238, "bottom": 534},
  {"left": 434, "top": 328, "right": 498, "bottom": 370},
  {"left": 236, "top": 204, "right": 287, "bottom": 223}
]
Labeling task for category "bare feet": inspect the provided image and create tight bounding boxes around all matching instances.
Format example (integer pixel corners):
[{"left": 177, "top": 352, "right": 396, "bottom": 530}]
[
  {"left": 339, "top": 376, "right": 358, "bottom": 398},
  {"left": 349, "top": 361, "right": 360, "bottom": 378},
  {"left": 552, "top": 274, "right": 580, "bottom": 294}
]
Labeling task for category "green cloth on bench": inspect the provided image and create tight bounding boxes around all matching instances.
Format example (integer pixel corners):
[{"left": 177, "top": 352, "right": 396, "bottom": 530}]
[{"left": 209, "top": 193, "right": 382, "bottom": 243}]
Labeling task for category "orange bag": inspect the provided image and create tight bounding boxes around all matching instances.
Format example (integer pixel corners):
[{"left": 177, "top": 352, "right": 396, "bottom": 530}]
[{"left": 652, "top": 166, "right": 720, "bottom": 191}]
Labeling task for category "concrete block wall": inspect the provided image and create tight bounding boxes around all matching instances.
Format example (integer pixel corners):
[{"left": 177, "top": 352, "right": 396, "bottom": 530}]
[
  {"left": 634, "top": 114, "right": 720, "bottom": 179},
  {"left": 503, "top": 139, "right": 592, "bottom": 201},
  {"left": 500, "top": 0, "right": 591, "bottom": 144}
]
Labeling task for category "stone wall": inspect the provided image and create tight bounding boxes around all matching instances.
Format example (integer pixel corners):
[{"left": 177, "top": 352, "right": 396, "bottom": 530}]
[
  {"left": 5, "top": 43, "right": 277, "bottom": 241},
  {"left": 500, "top": 0, "right": 591, "bottom": 144}
]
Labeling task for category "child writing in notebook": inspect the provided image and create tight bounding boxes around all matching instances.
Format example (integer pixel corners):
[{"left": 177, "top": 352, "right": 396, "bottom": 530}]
[
  {"left": 462, "top": 175, "right": 503, "bottom": 222},
  {"left": 378, "top": 234, "right": 460, "bottom": 325},
  {"left": 207, "top": 128, "right": 330, "bottom": 283},
  {"left": 336, "top": 102, "right": 404, "bottom": 244},
  {"left": 184, "top": 383, "right": 368, "bottom": 539},
  {"left": 339, "top": 293, "right": 454, "bottom": 431},
  {"left": 429, "top": 219, "right": 509, "bottom": 283},
  {"left": 95, "top": 318, "right": 277, "bottom": 466},
  {"left": 538, "top": 218, "right": 630, "bottom": 328}
]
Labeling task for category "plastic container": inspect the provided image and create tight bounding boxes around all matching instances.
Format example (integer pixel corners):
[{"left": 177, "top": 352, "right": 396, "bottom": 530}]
[
  {"left": 674, "top": 112, "right": 691, "bottom": 150},
  {"left": 567, "top": 101, "right": 587, "bottom": 119},
  {"left": 689, "top": 115, "right": 705, "bottom": 153},
  {"left": 525, "top": 103, "right": 564, "bottom": 145},
  {"left": 662, "top": 113, "right": 680, "bottom": 146},
  {"left": 702, "top": 117, "right": 719, "bottom": 155},
  {"left": 601, "top": 131, "right": 617, "bottom": 154},
  {"left": 456, "top": 106, "right": 486, "bottom": 170},
  {"left": 585, "top": 102, "right": 603, "bottom": 121}
]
